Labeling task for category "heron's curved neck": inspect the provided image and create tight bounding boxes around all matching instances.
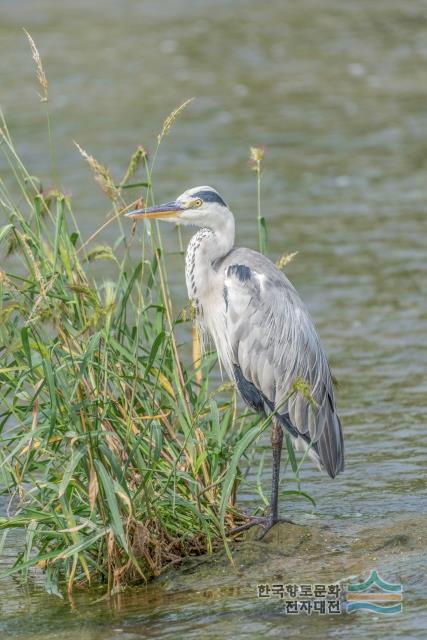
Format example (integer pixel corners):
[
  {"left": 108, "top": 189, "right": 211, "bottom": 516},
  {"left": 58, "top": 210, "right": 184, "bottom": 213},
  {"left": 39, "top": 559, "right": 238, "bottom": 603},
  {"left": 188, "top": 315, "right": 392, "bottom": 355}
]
[{"left": 185, "top": 215, "right": 235, "bottom": 304}]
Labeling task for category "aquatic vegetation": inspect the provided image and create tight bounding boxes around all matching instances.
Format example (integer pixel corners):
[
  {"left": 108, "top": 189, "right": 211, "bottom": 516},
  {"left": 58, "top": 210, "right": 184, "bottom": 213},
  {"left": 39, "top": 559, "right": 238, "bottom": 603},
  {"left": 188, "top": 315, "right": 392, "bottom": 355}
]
[
  {"left": 0, "top": 118, "right": 252, "bottom": 593},
  {"left": 0, "top": 35, "right": 313, "bottom": 595}
]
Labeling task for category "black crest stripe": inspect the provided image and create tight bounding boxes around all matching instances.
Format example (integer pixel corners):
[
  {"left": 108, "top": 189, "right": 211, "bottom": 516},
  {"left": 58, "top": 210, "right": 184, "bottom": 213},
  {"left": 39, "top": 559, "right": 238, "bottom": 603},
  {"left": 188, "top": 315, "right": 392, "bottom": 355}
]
[{"left": 192, "top": 190, "right": 227, "bottom": 206}]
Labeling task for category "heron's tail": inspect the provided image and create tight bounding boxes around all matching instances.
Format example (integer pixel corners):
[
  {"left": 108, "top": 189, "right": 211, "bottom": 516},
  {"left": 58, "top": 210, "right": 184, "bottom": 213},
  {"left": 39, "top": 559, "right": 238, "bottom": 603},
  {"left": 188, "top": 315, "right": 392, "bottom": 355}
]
[
  {"left": 276, "top": 411, "right": 344, "bottom": 479},
  {"left": 316, "top": 413, "right": 345, "bottom": 478}
]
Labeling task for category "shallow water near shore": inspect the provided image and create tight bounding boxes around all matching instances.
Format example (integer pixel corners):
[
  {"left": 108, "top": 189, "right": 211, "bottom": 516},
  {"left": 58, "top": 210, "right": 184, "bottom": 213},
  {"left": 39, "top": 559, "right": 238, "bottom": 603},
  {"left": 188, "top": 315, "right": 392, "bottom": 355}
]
[
  {"left": 1, "top": 0, "right": 427, "bottom": 637},
  {"left": 1, "top": 515, "right": 426, "bottom": 639}
]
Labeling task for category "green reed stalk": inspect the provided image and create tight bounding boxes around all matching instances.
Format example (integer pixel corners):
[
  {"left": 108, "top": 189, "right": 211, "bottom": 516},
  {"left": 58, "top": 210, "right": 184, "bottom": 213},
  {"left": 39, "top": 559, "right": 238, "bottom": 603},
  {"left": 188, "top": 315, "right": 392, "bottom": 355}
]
[{"left": 250, "top": 146, "right": 267, "bottom": 254}]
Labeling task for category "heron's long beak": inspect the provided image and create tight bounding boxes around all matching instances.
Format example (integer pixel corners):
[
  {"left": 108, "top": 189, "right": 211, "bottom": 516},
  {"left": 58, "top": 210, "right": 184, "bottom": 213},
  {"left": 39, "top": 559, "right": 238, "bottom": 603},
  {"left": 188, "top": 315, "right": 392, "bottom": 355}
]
[{"left": 125, "top": 201, "right": 184, "bottom": 220}]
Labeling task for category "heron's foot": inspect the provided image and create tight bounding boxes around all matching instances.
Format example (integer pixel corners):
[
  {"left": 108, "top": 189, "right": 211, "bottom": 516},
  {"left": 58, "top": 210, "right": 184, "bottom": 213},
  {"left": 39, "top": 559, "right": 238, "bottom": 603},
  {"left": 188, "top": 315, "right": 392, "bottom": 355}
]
[
  {"left": 228, "top": 516, "right": 269, "bottom": 536},
  {"left": 257, "top": 516, "right": 281, "bottom": 540},
  {"left": 228, "top": 515, "right": 294, "bottom": 539}
]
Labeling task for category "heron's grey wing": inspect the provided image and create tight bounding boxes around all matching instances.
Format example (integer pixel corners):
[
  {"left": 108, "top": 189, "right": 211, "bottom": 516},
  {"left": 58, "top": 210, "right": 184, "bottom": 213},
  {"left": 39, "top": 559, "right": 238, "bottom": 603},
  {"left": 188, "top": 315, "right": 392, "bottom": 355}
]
[{"left": 222, "top": 249, "right": 344, "bottom": 478}]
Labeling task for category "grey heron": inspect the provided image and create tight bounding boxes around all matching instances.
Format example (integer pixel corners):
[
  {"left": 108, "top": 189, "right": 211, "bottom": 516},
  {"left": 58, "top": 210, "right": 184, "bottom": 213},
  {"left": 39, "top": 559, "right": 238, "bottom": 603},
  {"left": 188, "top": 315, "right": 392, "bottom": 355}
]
[{"left": 126, "top": 186, "right": 344, "bottom": 535}]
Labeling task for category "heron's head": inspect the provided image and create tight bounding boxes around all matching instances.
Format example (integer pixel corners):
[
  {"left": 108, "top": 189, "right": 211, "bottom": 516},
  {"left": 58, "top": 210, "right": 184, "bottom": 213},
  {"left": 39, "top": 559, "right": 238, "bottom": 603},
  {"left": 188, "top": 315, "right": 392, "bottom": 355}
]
[{"left": 125, "top": 186, "right": 231, "bottom": 230}]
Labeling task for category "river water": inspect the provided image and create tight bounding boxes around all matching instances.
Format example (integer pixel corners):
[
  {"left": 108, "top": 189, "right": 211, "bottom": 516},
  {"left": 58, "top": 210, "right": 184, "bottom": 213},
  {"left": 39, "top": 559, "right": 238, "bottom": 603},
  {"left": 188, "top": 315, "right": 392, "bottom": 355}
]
[{"left": 1, "top": 0, "right": 426, "bottom": 638}]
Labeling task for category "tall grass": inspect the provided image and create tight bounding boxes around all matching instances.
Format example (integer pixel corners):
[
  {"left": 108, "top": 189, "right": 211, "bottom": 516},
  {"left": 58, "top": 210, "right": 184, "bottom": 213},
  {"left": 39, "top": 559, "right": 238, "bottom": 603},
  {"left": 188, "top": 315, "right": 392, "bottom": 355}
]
[
  {"left": 0, "top": 115, "right": 260, "bottom": 593},
  {"left": 0, "top": 36, "right": 313, "bottom": 596}
]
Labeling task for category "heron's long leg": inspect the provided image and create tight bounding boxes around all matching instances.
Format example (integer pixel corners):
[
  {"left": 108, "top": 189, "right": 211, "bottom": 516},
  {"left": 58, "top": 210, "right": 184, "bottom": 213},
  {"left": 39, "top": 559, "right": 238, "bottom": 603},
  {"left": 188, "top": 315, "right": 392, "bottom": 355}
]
[
  {"left": 227, "top": 418, "right": 288, "bottom": 539},
  {"left": 269, "top": 417, "right": 283, "bottom": 525}
]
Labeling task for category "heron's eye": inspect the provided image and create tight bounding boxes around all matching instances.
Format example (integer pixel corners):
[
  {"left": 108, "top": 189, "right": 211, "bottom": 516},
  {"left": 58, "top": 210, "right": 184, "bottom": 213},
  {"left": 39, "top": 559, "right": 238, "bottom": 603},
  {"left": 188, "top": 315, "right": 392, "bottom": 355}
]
[{"left": 193, "top": 198, "right": 203, "bottom": 208}]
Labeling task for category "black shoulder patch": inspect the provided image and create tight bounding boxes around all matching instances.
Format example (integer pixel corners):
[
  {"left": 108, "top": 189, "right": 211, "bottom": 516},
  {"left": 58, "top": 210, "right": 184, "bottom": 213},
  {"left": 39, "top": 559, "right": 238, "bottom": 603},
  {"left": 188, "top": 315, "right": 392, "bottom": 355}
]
[
  {"left": 233, "top": 364, "right": 319, "bottom": 449},
  {"left": 233, "top": 364, "right": 266, "bottom": 414},
  {"left": 192, "top": 190, "right": 227, "bottom": 206},
  {"left": 227, "top": 264, "right": 251, "bottom": 283}
]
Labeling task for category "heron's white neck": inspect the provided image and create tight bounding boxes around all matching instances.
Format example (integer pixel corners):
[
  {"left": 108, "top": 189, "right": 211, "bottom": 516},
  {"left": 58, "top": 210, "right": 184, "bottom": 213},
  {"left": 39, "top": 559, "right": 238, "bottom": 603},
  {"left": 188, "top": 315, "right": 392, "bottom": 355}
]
[{"left": 185, "top": 214, "right": 235, "bottom": 312}]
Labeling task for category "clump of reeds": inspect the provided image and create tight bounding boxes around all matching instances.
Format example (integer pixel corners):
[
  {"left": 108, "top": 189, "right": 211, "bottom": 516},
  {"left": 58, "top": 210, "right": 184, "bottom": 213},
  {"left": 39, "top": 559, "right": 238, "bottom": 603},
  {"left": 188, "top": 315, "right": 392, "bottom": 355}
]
[
  {"left": 0, "top": 131, "right": 255, "bottom": 593},
  {"left": 0, "top": 64, "right": 263, "bottom": 592}
]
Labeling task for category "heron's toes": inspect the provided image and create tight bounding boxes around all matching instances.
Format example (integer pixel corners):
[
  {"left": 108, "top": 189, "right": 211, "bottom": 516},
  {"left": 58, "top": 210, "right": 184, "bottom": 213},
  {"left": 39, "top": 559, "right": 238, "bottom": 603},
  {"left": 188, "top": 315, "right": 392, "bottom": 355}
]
[
  {"left": 228, "top": 515, "right": 296, "bottom": 539},
  {"left": 227, "top": 516, "right": 269, "bottom": 536},
  {"left": 257, "top": 517, "right": 278, "bottom": 540},
  {"left": 257, "top": 516, "right": 297, "bottom": 540}
]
